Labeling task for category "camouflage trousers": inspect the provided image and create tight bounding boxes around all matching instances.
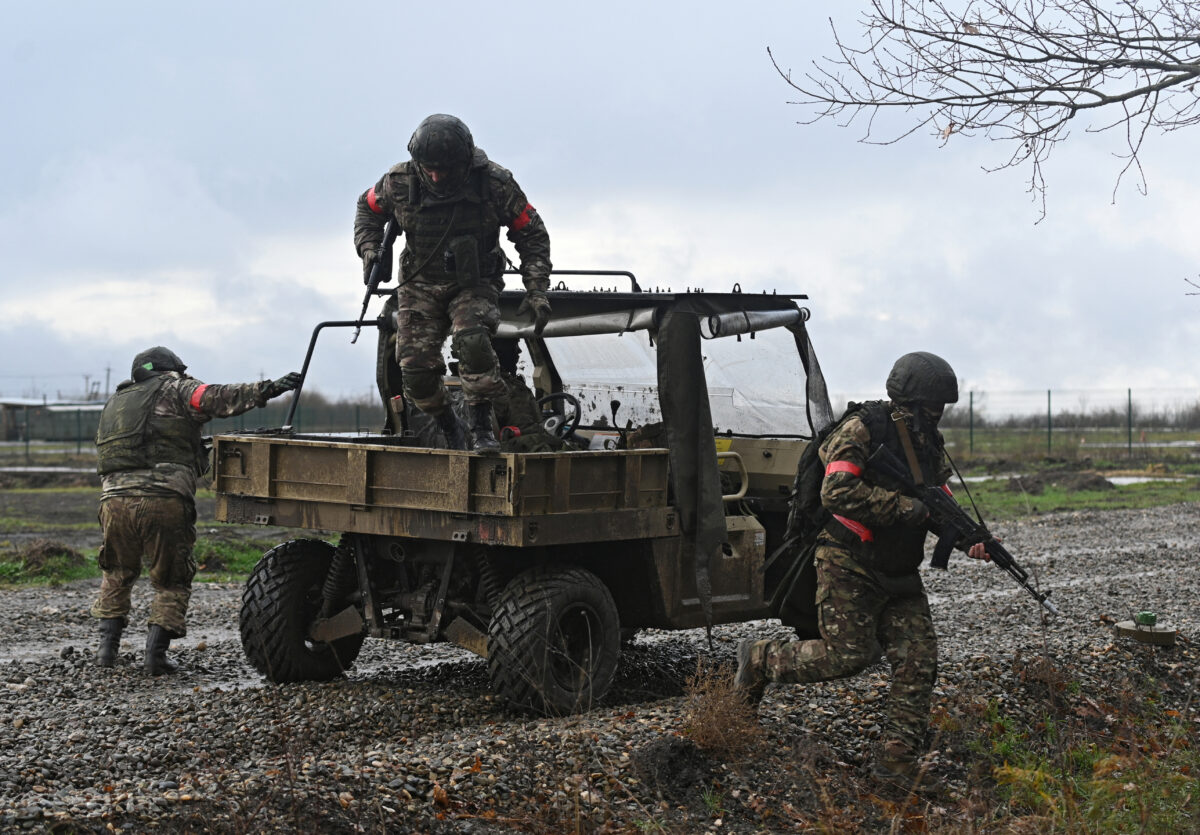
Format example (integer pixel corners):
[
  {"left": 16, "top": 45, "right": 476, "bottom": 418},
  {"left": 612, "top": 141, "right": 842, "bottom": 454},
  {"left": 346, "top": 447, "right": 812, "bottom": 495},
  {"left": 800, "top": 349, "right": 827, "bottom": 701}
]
[
  {"left": 90, "top": 495, "right": 197, "bottom": 636},
  {"left": 396, "top": 279, "right": 506, "bottom": 413},
  {"left": 762, "top": 546, "right": 938, "bottom": 753}
]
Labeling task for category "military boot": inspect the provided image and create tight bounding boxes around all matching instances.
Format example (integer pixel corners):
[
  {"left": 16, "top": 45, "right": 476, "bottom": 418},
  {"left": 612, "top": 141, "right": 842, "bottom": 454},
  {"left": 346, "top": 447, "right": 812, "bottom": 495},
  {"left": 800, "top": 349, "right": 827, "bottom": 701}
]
[
  {"left": 871, "top": 740, "right": 922, "bottom": 789},
  {"left": 434, "top": 408, "right": 468, "bottom": 451},
  {"left": 469, "top": 402, "right": 499, "bottom": 452},
  {"left": 144, "top": 624, "right": 180, "bottom": 676},
  {"left": 734, "top": 639, "right": 772, "bottom": 707},
  {"left": 95, "top": 617, "right": 124, "bottom": 668}
]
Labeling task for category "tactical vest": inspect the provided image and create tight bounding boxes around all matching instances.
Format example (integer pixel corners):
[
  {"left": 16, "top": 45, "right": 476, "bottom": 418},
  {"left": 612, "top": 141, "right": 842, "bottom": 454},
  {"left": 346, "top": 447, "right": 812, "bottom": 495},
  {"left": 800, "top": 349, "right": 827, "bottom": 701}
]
[
  {"left": 96, "top": 376, "right": 203, "bottom": 476},
  {"left": 394, "top": 164, "right": 505, "bottom": 285},
  {"left": 822, "top": 400, "right": 946, "bottom": 576}
]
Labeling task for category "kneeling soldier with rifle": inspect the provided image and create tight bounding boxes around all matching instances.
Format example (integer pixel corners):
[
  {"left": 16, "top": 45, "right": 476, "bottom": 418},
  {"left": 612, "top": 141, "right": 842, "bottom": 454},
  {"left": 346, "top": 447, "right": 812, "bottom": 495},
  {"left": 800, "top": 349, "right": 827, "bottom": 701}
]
[{"left": 736, "top": 352, "right": 996, "bottom": 786}]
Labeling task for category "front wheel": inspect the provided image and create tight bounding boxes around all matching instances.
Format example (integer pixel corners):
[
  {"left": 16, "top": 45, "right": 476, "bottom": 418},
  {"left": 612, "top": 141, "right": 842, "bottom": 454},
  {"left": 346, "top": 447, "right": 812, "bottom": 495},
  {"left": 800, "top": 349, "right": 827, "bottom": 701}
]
[
  {"left": 487, "top": 565, "right": 620, "bottom": 714},
  {"left": 240, "top": 539, "right": 365, "bottom": 682}
]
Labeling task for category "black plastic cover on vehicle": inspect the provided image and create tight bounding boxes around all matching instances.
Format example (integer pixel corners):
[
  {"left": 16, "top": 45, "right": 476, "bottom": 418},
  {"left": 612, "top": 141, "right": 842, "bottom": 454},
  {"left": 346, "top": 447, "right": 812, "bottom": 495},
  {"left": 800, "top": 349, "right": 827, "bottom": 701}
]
[{"left": 655, "top": 308, "right": 726, "bottom": 630}]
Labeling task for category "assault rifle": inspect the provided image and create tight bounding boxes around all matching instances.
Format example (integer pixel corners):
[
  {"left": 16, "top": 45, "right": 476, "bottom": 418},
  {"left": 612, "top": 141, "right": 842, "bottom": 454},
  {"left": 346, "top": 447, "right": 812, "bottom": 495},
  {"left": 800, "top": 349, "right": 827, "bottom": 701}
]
[
  {"left": 351, "top": 219, "right": 397, "bottom": 344},
  {"left": 866, "top": 444, "right": 1060, "bottom": 616}
]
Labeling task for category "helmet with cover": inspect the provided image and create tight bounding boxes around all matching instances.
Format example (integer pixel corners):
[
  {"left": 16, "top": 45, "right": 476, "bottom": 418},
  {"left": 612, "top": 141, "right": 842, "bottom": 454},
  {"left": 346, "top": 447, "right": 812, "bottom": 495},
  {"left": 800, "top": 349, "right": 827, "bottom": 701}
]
[
  {"left": 131, "top": 346, "right": 187, "bottom": 382},
  {"left": 886, "top": 351, "right": 959, "bottom": 406},
  {"left": 407, "top": 114, "right": 475, "bottom": 198}
]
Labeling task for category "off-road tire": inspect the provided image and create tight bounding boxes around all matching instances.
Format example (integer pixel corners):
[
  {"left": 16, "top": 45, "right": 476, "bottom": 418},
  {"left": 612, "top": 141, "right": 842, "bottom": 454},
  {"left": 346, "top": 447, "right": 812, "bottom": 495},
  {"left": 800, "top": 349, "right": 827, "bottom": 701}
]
[
  {"left": 240, "top": 539, "right": 365, "bottom": 682},
  {"left": 488, "top": 565, "right": 620, "bottom": 714}
]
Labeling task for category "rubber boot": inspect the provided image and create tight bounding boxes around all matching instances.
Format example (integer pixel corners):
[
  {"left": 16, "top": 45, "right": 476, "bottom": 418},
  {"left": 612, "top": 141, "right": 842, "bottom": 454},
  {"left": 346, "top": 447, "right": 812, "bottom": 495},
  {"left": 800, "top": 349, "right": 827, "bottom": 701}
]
[
  {"left": 434, "top": 408, "right": 468, "bottom": 451},
  {"left": 144, "top": 624, "right": 180, "bottom": 676},
  {"left": 95, "top": 617, "right": 124, "bottom": 668},
  {"left": 734, "top": 638, "right": 771, "bottom": 707},
  {"left": 469, "top": 402, "right": 499, "bottom": 452}
]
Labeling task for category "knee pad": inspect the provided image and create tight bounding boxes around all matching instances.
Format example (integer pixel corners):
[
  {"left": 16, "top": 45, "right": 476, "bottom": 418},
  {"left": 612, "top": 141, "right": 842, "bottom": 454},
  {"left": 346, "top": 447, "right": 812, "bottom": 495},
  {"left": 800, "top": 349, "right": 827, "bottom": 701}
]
[
  {"left": 403, "top": 367, "right": 443, "bottom": 401},
  {"left": 451, "top": 326, "right": 498, "bottom": 375}
]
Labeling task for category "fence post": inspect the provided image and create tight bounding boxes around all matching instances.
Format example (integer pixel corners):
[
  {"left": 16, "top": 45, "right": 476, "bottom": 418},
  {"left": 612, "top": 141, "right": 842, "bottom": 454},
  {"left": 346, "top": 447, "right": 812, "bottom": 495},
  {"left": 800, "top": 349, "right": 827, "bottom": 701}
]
[
  {"left": 1127, "top": 388, "right": 1132, "bottom": 457},
  {"left": 76, "top": 409, "right": 82, "bottom": 454},
  {"left": 969, "top": 391, "right": 974, "bottom": 454},
  {"left": 1047, "top": 389, "right": 1052, "bottom": 455},
  {"left": 23, "top": 407, "right": 30, "bottom": 464}
]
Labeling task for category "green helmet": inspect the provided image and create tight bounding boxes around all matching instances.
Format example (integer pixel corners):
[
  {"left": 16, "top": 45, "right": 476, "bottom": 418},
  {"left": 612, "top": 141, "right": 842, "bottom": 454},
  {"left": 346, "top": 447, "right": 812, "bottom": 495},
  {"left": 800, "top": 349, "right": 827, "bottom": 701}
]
[
  {"left": 407, "top": 114, "right": 475, "bottom": 197},
  {"left": 886, "top": 351, "right": 959, "bottom": 405},
  {"left": 131, "top": 346, "right": 187, "bottom": 382}
]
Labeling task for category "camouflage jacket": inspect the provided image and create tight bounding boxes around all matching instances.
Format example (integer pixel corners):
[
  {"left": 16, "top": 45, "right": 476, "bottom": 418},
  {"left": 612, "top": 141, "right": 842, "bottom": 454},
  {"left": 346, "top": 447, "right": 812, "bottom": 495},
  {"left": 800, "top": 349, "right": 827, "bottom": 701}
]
[
  {"left": 100, "top": 372, "right": 277, "bottom": 501},
  {"left": 817, "top": 403, "right": 951, "bottom": 575},
  {"left": 354, "top": 148, "right": 552, "bottom": 292}
]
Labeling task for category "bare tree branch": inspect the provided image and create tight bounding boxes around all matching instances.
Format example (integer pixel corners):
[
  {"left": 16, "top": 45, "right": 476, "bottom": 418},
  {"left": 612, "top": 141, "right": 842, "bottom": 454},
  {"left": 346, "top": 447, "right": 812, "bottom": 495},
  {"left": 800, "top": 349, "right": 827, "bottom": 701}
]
[{"left": 771, "top": 1, "right": 1200, "bottom": 218}]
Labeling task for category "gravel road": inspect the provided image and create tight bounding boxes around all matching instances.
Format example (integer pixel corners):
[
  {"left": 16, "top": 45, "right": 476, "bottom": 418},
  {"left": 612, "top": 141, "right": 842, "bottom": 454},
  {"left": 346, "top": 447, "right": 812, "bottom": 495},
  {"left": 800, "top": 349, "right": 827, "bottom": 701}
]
[{"left": 0, "top": 503, "right": 1197, "bottom": 833}]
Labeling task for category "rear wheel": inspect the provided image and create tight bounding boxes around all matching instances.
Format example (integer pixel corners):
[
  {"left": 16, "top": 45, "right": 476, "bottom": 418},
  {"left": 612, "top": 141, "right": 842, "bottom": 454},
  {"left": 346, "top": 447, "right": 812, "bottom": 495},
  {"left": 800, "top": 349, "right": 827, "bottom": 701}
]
[
  {"left": 240, "top": 539, "right": 365, "bottom": 682},
  {"left": 488, "top": 566, "right": 620, "bottom": 714}
]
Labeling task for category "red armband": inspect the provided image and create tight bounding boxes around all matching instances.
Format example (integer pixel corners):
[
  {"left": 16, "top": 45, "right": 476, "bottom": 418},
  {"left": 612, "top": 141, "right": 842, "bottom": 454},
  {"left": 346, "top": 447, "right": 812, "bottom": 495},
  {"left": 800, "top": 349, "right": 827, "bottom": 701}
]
[
  {"left": 189, "top": 384, "right": 210, "bottom": 411},
  {"left": 832, "top": 514, "right": 874, "bottom": 543},
  {"left": 366, "top": 187, "right": 383, "bottom": 214},
  {"left": 509, "top": 202, "right": 533, "bottom": 231},
  {"left": 825, "top": 460, "right": 862, "bottom": 477}
]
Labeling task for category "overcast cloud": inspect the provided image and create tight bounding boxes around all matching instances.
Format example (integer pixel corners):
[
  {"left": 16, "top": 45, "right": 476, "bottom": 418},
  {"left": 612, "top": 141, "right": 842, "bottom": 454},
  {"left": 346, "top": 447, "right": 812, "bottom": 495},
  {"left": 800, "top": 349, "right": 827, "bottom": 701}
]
[{"left": 2, "top": 1, "right": 1197, "bottom": 406}]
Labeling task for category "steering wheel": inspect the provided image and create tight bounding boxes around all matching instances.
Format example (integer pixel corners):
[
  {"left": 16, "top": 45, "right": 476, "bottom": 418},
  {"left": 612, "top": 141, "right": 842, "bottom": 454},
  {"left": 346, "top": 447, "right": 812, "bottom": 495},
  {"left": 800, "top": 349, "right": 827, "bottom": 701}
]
[{"left": 536, "top": 392, "right": 582, "bottom": 439}]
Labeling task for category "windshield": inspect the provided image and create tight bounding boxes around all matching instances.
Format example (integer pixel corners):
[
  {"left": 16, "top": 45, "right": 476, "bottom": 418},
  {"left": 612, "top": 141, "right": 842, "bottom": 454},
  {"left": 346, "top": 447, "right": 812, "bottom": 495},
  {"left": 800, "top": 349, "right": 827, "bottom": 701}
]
[{"left": 544, "top": 326, "right": 814, "bottom": 436}]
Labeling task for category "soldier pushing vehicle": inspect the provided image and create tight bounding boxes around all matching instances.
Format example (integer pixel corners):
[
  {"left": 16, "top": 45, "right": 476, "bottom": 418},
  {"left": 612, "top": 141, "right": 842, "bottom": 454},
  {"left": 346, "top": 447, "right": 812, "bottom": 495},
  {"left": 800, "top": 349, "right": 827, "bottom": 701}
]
[{"left": 91, "top": 347, "right": 300, "bottom": 675}]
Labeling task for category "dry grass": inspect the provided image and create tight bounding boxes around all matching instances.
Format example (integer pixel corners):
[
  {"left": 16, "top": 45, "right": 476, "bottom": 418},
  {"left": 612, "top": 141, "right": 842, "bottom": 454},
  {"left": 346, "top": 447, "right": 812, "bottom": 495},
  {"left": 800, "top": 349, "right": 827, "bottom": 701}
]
[{"left": 680, "top": 658, "right": 764, "bottom": 761}]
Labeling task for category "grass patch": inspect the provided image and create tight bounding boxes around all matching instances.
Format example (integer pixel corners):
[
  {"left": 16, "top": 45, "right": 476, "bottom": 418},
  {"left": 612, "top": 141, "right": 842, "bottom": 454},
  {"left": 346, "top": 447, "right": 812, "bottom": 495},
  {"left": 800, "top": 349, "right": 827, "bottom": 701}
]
[
  {"left": 962, "top": 478, "right": 1200, "bottom": 522},
  {"left": 194, "top": 534, "right": 273, "bottom": 579},
  {"left": 0, "top": 540, "right": 100, "bottom": 587},
  {"left": 0, "top": 517, "right": 96, "bottom": 534}
]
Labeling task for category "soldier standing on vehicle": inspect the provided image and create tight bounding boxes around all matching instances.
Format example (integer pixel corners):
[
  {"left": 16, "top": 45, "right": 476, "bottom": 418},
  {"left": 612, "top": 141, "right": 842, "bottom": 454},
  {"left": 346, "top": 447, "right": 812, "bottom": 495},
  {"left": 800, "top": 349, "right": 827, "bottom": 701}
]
[
  {"left": 354, "top": 113, "right": 552, "bottom": 452},
  {"left": 735, "top": 352, "right": 988, "bottom": 785},
  {"left": 91, "top": 347, "right": 301, "bottom": 675}
]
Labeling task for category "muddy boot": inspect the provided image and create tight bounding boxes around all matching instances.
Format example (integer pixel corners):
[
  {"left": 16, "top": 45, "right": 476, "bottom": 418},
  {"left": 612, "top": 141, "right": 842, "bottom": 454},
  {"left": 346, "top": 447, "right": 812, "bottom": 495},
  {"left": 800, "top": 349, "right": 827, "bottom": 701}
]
[
  {"left": 95, "top": 617, "right": 124, "bottom": 668},
  {"left": 469, "top": 402, "right": 499, "bottom": 452},
  {"left": 734, "top": 639, "right": 771, "bottom": 707},
  {"left": 144, "top": 625, "right": 180, "bottom": 676},
  {"left": 433, "top": 408, "right": 468, "bottom": 451},
  {"left": 871, "top": 740, "right": 921, "bottom": 789}
]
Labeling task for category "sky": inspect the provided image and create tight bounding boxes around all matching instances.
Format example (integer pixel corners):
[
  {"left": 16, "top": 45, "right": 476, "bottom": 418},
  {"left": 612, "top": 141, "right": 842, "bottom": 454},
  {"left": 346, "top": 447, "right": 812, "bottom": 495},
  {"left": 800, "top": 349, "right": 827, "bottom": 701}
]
[{"left": 2, "top": 1, "right": 1197, "bottom": 411}]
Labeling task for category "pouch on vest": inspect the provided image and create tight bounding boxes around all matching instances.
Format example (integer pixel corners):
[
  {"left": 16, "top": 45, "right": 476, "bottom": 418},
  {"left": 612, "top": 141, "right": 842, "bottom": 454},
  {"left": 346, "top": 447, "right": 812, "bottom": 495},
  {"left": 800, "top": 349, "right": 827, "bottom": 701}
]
[{"left": 444, "top": 235, "right": 482, "bottom": 289}]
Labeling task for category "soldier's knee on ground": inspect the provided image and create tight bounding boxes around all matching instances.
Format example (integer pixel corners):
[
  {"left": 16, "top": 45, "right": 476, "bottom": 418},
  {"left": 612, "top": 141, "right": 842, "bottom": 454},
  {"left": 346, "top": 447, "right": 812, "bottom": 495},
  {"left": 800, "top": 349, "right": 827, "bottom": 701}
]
[
  {"left": 824, "top": 643, "right": 878, "bottom": 678},
  {"left": 452, "top": 326, "right": 498, "bottom": 375}
]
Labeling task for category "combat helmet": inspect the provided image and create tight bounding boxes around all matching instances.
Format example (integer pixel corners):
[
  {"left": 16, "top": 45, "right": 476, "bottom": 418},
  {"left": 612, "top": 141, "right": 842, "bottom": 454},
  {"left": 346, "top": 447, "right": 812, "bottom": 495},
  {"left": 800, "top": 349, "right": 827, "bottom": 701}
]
[
  {"left": 886, "top": 351, "right": 958, "bottom": 405},
  {"left": 408, "top": 114, "right": 475, "bottom": 197},
  {"left": 131, "top": 346, "right": 187, "bottom": 382}
]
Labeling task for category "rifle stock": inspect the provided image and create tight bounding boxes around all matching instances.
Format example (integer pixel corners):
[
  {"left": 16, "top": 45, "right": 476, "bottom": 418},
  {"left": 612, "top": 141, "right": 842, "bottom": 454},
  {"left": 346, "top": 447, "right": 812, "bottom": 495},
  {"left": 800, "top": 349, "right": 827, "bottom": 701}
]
[
  {"left": 866, "top": 444, "right": 1059, "bottom": 616},
  {"left": 351, "top": 219, "right": 397, "bottom": 344}
]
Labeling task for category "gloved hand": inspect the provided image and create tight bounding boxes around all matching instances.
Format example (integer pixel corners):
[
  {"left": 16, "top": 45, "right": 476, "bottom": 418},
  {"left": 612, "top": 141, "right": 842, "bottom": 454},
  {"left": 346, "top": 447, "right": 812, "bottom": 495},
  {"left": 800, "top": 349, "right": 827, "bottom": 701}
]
[
  {"left": 361, "top": 248, "right": 379, "bottom": 286},
  {"left": 263, "top": 372, "right": 302, "bottom": 399},
  {"left": 901, "top": 497, "right": 929, "bottom": 527},
  {"left": 517, "top": 290, "right": 552, "bottom": 336}
]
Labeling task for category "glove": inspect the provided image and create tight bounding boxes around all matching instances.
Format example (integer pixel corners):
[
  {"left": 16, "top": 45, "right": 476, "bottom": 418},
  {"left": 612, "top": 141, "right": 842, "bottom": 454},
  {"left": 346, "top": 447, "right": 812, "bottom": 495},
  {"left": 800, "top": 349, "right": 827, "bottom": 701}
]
[
  {"left": 901, "top": 497, "right": 929, "bottom": 527},
  {"left": 517, "top": 290, "right": 552, "bottom": 336},
  {"left": 263, "top": 372, "right": 302, "bottom": 399},
  {"left": 361, "top": 248, "right": 379, "bottom": 286}
]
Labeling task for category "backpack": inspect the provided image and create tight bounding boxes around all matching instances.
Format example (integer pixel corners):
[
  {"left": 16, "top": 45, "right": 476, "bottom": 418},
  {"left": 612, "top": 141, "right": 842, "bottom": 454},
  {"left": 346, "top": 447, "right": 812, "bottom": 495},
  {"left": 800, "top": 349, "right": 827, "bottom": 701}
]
[{"left": 765, "top": 401, "right": 889, "bottom": 638}]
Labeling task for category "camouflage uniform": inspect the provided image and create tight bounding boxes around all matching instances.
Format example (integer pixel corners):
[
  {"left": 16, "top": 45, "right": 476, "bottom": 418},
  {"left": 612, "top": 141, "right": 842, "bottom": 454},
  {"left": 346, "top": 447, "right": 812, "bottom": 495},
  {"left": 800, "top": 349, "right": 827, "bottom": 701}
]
[
  {"left": 92, "top": 372, "right": 281, "bottom": 636},
  {"left": 748, "top": 402, "right": 950, "bottom": 763},
  {"left": 354, "top": 150, "right": 551, "bottom": 415}
]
